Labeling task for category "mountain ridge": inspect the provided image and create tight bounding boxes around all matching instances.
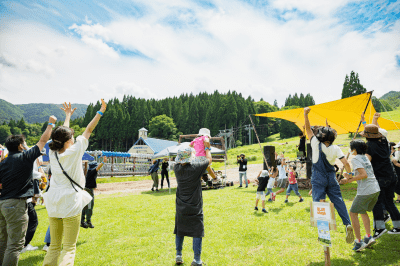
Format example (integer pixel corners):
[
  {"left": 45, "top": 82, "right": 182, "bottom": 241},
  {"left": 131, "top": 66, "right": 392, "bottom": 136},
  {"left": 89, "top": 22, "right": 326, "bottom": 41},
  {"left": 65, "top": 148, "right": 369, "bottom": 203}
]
[{"left": 0, "top": 99, "right": 88, "bottom": 123}]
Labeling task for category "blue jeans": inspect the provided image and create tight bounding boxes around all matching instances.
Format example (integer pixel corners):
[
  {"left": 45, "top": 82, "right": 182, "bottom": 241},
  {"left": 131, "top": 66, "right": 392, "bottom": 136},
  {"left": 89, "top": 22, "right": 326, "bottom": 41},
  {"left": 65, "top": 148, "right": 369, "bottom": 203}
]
[
  {"left": 265, "top": 188, "right": 273, "bottom": 198},
  {"left": 175, "top": 235, "right": 202, "bottom": 262},
  {"left": 286, "top": 183, "right": 301, "bottom": 196},
  {"left": 44, "top": 226, "right": 51, "bottom": 244},
  {"left": 312, "top": 169, "right": 351, "bottom": 225},
  {"left": 239, "top": 172, "right": 247, "bottom": 186}
]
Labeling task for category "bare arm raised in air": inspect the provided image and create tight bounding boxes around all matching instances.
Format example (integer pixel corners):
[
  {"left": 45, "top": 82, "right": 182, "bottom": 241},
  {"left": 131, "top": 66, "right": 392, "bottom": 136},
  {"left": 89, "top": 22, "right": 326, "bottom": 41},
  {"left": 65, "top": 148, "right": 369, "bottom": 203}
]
[
  {"left": 37, "top": 116, "right": 57, "bottom": 151},
  {"left": 304, "top": 107, "right": 314, "bottom": 140},
  {"left": 61, "top": 102, "right": 77, "bottom": 128},
  {"left": 96, "top": 156, "right": 107, "bottom": 172},
  {"left": 83, "top": 99, "right": 107, "bottom": 140}
]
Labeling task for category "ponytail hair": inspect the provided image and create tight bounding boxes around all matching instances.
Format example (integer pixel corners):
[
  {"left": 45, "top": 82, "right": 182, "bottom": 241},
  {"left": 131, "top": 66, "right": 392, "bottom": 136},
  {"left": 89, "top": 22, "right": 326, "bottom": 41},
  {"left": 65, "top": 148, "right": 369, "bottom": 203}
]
[{"left": 49, "top": 126, "right": 74, "bottom": 151}]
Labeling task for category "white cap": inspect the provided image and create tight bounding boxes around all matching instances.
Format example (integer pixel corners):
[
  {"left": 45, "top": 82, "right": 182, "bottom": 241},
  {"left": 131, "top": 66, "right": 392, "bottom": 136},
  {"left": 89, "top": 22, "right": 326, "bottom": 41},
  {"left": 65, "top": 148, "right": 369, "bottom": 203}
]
[
  {"left": 378, "top": 128, "right": 388, "bottom": 138},
  {"left": 395, "top": 142, "right": 400, "bottom": 148},
  {"left": 198, "top": 128, "right": 211, "bottom": 138}
]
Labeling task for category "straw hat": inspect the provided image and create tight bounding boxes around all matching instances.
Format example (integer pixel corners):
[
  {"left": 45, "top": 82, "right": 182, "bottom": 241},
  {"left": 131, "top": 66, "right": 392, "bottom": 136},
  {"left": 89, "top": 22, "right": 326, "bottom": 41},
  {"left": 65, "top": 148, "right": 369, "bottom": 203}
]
[{"left": 360, "top": 124, "right": 383, "bottom": 139}]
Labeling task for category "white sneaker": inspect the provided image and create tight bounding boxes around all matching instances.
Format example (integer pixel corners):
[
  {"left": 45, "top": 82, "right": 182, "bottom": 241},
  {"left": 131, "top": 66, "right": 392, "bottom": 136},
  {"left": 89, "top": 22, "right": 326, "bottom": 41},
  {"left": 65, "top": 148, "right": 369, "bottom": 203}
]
[
  {"left": 25, "top": 244, "right": 38, "bottom": 251},
  {"left": 42, "top": 245, "right": 49, "bottom": 252}
]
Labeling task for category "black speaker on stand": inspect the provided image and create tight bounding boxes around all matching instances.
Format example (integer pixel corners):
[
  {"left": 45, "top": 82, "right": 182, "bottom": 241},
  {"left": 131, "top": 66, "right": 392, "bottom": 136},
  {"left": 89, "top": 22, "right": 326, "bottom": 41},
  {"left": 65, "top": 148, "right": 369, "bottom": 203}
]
[
  {"left": 263, "top": 146, "right": 276, "bottom": 170},
  {"left": 306, "top": 143, "right": 312, "bottom": 179}
]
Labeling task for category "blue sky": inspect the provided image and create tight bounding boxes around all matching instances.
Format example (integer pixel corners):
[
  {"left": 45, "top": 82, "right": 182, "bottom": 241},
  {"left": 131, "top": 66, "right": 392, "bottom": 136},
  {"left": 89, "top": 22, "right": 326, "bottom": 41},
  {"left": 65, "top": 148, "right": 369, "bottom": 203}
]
[{"left": 0, "top": 0, "right": 399, "bottom": 105}]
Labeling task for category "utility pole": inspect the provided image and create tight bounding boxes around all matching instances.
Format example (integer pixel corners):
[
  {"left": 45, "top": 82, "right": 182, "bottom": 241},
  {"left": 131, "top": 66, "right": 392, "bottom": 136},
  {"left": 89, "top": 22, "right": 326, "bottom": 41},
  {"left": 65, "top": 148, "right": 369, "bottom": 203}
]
[
  {"left": 244, "top": 124, "right": 252, "bottom": 145},
  {"left": 219, "top": 129, "right": 234, "bottom": 150}
]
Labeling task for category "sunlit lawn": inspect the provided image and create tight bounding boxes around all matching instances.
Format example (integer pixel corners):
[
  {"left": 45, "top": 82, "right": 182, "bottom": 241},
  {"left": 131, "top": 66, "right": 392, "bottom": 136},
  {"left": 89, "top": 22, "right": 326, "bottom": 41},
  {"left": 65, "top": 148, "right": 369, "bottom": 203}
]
[{"left": 19, "top": 183, "right": 400, "bottom": 266}]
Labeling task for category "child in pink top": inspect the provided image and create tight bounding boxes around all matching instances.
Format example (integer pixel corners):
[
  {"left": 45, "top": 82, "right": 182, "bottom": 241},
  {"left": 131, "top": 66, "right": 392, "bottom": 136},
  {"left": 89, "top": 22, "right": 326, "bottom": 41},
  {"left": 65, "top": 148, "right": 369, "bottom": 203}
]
[
  {"left": 285, "top": 165, "right": 303, "bottom": 203},
  {"left": 191, "top": 135, "right": 207, "bottom": 157},
  {"left": 189, "top": 128, "right": 216, "bottom": 179}
]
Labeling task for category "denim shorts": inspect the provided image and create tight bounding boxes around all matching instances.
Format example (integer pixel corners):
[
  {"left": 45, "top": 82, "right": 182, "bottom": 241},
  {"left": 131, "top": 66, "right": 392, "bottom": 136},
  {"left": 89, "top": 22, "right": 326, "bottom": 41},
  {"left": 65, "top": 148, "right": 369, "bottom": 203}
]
[{"left": 277, "top": 178, "right": 288, "bottom": 188}]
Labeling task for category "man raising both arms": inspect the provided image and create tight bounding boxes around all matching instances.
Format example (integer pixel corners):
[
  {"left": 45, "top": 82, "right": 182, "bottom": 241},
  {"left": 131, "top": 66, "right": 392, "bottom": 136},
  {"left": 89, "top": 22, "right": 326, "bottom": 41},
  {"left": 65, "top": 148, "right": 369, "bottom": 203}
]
[{"left": 304, "top": 107, "right": 354, "bottom": 244}]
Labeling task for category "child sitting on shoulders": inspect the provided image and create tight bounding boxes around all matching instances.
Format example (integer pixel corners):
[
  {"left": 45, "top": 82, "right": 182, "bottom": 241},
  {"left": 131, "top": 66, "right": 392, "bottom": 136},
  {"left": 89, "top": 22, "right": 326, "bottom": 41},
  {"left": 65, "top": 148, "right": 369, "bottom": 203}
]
[
  {"left": 254, "top": 170, "right": 269, "bottom": 213},
  {"left": 189, "top": 128, "right": 216, "bottom": 179},
  {"left": 340, "top": 140, "right": 380, "bottom": 252},
  {"left": 267, "top": 166, "right": 278, "bottom": 201},
  {"left": 285, "top": 165, "right": 304, "bottom": 203}
]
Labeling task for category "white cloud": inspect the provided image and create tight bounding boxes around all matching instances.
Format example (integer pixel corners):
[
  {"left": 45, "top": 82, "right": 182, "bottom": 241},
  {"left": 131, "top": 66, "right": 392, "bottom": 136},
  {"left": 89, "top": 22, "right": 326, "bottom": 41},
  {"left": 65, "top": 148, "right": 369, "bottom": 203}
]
[{"left": 0, "top": 0, "right": 399, "bottom": 107}]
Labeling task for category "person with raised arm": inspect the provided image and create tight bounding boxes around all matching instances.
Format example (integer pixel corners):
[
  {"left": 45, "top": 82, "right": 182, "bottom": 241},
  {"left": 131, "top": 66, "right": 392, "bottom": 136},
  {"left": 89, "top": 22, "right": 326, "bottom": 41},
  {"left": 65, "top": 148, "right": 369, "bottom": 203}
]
[
  {"left": 42, "top": 100, "right": 106, "bottom": 266},
  {"left": 304, "top": 107, "right": 355, "bottom": 244},
  {"left": 359, "top": 112, "right": 400, "bottom": 238},
  {"left": 0, "top": 115, "right": 57, "bottom": 266}
]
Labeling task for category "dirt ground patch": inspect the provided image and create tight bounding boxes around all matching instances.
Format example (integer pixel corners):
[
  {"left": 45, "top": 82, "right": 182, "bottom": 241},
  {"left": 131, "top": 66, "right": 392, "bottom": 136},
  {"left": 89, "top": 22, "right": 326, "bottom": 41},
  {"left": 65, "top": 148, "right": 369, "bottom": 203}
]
[{"left": 95, "top": 164, "right": 264, "bottom": 195}]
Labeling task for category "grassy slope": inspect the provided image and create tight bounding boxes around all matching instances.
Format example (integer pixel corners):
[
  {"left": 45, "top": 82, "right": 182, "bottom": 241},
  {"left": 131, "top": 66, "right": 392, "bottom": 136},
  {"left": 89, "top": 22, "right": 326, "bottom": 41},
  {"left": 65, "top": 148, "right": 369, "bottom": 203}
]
[{"left": 20, "top": 184, "right": 400, "bottom": 266}]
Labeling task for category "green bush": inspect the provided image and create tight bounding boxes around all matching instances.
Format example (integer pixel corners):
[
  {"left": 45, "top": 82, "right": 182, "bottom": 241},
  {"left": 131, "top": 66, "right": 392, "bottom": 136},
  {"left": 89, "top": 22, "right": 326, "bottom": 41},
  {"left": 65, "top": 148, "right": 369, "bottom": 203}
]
[{"left": 248, "top": 155, "right": 257, "bottom": 161}]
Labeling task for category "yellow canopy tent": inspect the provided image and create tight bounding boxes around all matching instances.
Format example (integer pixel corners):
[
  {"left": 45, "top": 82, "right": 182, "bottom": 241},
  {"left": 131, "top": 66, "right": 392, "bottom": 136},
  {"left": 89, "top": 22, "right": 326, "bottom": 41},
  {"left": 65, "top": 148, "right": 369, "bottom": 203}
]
[{"left": 255, "top": 92, "right": 400, "bottom": 135}]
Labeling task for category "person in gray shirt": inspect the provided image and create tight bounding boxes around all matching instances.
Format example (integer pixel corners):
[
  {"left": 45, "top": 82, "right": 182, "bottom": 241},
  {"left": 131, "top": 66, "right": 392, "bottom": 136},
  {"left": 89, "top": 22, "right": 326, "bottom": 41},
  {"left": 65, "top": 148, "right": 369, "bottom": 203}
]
[{"left": 340, "top": 140, "right": 380, "bottom": 252}]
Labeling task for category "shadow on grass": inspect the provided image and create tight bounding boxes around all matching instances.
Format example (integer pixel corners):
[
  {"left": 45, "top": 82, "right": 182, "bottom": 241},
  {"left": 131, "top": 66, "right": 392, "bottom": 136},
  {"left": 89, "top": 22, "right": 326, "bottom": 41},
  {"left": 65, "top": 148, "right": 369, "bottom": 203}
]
[
  {"left": 253, "top": 211, "right": 268, "bottom": 217},
  {"left": 141, "top": 188, "right": 177, "bottom": 196},
  {"left": 19, "top": 253, "right": 45, "bottom": 265},
  {"left": 19, "top": 241, "right": 86, "bottom": 265},
  {"left": 307, "top": 258, "right": 354, "bottom": 266},
  {"left": 268, "top": 207, "right": 283, "bottom": 214}
]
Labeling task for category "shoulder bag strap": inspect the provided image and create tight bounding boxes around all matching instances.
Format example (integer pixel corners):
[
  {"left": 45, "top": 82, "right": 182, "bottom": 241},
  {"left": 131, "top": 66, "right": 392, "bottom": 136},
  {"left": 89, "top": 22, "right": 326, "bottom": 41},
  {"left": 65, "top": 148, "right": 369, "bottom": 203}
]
[{"left": 54, "top": 152, "right": 83, "bottom": 192}]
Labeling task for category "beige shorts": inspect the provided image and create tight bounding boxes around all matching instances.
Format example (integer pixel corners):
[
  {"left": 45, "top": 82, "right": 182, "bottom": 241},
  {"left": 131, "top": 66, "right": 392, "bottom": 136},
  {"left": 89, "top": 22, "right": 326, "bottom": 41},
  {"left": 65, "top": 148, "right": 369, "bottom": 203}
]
[{"left": 256, "top": 191, "right": 265, "bottom": 200}]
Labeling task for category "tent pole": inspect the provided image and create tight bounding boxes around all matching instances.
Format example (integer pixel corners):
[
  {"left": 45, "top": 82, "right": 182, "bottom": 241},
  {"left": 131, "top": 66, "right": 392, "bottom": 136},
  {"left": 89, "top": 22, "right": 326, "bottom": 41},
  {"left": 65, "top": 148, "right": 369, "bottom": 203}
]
[
  {"left": 249, "top": 115, "right": 269, "bottom": 169},
  {"left": 339, "top": 91, "right": 373, "bottom": 180}
]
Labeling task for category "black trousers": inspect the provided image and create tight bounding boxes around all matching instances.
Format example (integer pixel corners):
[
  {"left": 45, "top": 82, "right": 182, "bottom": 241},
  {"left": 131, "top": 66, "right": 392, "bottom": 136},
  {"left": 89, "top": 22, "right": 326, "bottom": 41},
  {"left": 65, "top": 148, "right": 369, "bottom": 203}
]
[
  {"left": 373, "top": 182, "right": 400, "bottom": 227},
  {"left": 161, "top": 170, "right": 170, "bottom": 188},
  {"left": 25, "top": 202, "right": 38, "bottom": 246}
]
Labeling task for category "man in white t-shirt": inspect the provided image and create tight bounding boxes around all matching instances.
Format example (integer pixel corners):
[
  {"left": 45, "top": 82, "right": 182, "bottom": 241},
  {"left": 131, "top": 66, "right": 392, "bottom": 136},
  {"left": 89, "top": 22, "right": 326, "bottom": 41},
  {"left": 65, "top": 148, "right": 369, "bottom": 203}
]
[{"left": 304, "top": 107, "right": 355, "bottom": 244}]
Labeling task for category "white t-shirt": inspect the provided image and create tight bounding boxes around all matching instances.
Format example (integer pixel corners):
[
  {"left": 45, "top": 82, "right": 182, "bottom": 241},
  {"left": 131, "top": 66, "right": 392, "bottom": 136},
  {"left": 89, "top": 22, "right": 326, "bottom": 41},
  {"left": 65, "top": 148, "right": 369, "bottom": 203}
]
[
  {"left": 277, "top": 165, "right": 287, "bottom": 180},
  {"left": 32, "top": 156, "right": 43, "bottom": 180},
  {"left": 267, "top": 177, "right": 275, "bottom": 189},
  {"left": 311, "top": 137, "right": 344, "bottom": 165},
  {"left": 43, "top": 136, "right": 92, "bottom": 218}
]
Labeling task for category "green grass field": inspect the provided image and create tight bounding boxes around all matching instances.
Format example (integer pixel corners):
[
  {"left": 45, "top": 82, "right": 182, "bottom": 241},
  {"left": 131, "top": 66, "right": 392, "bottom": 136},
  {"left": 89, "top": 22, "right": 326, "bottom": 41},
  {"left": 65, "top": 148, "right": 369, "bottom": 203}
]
[{"left": 19, "top": 183, "right": 400, "bottom": 266}]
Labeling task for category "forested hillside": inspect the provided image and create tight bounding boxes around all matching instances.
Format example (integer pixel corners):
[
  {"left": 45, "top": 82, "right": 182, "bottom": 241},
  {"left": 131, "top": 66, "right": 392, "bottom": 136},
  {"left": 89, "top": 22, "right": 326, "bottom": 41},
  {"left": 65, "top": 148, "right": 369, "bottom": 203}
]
[
  {"left": 78, "top": 91, "right": 315, "bottom": 151},
  {"left": 0, "top": 99, "right": 24, "bottom": 122},
  {"left": 0, "top": 99, "right": 87, "bottom": 123},
  {"left": 17, "top": 103, "right": 87, "bottom": 123}
]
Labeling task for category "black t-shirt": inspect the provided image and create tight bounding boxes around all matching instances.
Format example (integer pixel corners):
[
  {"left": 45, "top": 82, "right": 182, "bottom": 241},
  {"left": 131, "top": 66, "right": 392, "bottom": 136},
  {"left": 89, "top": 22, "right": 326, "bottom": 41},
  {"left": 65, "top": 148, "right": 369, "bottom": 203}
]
[
  {"left": 257, "top": 175, "right": 269, "bottom": 192},
  {"left": 299, "top": 136, "right": 306, "bottom": 152},
  {"left": 85, "top": 169, "right": 98, "bottom": 189},
  {"left": 238, "top": 158, "right": 248, "bottom": 172},
  {"left": 367, "top": 138, "right": 395, "bottom": 187},
  {"left": 161, "top": 161, "right": 169, "bottom": 172},
  {"left": 0, "top": 145, "right": 41, "bottom": 200}
]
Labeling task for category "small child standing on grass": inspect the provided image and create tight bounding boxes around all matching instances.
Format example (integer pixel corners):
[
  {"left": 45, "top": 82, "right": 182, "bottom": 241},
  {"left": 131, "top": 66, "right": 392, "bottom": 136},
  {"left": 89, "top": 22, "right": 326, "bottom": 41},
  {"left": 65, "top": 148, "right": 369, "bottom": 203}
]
[
  {"left": 340, "top": 140, "right": 381, "bottom": 252},
  {"left": 267, "top": 166, "right": 278, "bottom": 201},
  {"left": 190, "top": 128, "right": 216, "bottom": 180},
  {"left": 254, "top": 170, "right": 269, "bottom": 213},
  {"left": 285, "top": 165, "right": 304, "bottom": 203}
]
